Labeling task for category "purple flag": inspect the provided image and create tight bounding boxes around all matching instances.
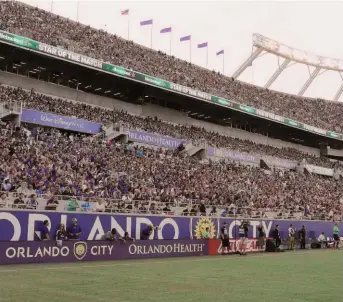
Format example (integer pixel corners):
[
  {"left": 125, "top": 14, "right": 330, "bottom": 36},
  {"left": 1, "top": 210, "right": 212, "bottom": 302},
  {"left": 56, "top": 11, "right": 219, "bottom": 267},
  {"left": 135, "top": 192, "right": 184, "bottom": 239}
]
[
  {"left": 198, "top": 42, "right": 208, "bottom": 48},
  {"left": 140, "top": 19, "right": 153, "bottom": 26},
  {"left": 216, "top": 49, "right": 224, "bottom": 55},
  {"left": 160, "top": 27, "right": 172, "bottom": 34},
  {"left": 180, "top": 35, "right": 191, "bottom": 42}
]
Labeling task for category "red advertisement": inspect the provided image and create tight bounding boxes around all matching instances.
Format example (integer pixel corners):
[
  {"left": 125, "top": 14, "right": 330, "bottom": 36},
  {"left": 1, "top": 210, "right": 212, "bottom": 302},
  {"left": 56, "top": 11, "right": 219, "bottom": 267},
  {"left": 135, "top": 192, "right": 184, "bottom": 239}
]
[{"left": 209, "top": 238, "right": 269, "bottom": 255}]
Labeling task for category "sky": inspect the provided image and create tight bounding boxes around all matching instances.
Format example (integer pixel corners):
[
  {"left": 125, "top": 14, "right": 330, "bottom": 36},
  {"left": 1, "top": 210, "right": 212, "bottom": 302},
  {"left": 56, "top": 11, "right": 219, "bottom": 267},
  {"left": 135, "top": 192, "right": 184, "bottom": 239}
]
[{"left": 19, "top": 0, "right": 343, "bottom": 101}]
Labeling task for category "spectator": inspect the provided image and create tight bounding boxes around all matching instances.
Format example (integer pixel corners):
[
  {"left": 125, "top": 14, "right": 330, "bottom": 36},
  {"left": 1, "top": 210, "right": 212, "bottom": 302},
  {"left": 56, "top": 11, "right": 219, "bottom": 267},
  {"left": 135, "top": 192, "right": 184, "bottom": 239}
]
[
  {"left": 0, "top": 193, "right": 8, "bottom": 208},
  {"left": 39, "top": 220, "right": 50, "bottom": 241},
  {"left": 45, "top": 196, "right": 59, "bottom": 211},
  {"left": 2, "top": 178, "right": 12, "bottom": 191},
  {"left": 67, "top": 197, "right": 80, "bottom": 212},
  {"left": 13, "top": 193, "right": 26, "bottom": 209},
  {"left": 95, "top": 200, "right": 106, "bottom": 212},
  {"left": 162, "top": 203, "right": 171, "bottom": 214},
  {"left": 202, "top": 227, "right": 211, "bottom": 239},
  {"left": 81, "top": 200, "right": 92, "bottom": 212},
  {"left": 56, "top": 223, "right": 68, "bottom": 246},
  {"left": 210, "top": 206, "right": 217, "bottom": 216},
  {"left": 199, "top": 202, "right": 206, "bottom": 216},
  {"left": 26, "top": 194, "right": 38, "bottom": 210},
  {"left": 67, "top": 218, "right": 82, "bottom": 240}
]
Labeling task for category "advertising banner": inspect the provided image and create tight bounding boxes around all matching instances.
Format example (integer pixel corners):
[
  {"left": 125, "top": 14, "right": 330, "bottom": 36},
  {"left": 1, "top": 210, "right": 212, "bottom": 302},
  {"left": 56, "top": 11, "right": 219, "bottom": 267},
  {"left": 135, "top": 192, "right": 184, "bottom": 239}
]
[
  {"left": 128, "top": 130, "right": 185, "bottom": 149},
  {"left": 305, "top": 164, "right": 334, "bottom": 176},
  {"left": 0, "top": 239, "right": 208, "bottom": 265},
  {"left": 223, "top": 150, "right": 260, "bottom": 164},
  {"left": 262, "top": 155, "right": 297, "bottom": 169},
  {"left": 21, "top": 109, "right": 102, "bottom": 134},
  {"left": 0, "top": 210, "right": 340, "bottom": 242},
  {"left": 0, "top": 29, "right": 342, "bottom": 140},
  {"left": 208, "top": 238, "right": 268, "bottom": 255}
]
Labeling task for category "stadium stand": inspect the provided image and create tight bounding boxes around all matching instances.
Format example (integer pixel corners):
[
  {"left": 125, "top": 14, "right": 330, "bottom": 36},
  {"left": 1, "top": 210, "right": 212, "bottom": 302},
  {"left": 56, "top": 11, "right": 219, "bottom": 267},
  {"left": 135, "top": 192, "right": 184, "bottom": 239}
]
[
  {"left": 0, "top": 2, "right": 342, "bottom": 222},
  {"left": 0, "top": 123, "right": 342, "bottom": 221},
  {"left": 0, "top": 85, "right": 340, "bottom": 169},
  {"left": 1, "top": 1, "right": 343, "bottom": 134}
]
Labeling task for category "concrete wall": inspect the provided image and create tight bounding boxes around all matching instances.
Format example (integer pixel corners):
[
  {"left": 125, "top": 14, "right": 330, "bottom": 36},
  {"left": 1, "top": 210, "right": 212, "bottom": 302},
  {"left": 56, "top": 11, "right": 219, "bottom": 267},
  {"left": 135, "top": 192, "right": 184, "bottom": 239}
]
[{"left": 0, "top": 71, "right": 320, "bottom": 156}]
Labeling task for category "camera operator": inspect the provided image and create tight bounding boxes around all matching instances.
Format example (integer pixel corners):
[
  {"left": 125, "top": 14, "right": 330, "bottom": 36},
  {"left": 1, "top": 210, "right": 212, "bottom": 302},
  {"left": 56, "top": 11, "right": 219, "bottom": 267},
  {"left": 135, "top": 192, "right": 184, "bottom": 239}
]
[
  {"left": 102, "top": 228, "right": 118, "bottom": 241},
  {"left": 119, "top": 232, "right": 135, "bottom": 243},
  {"left": 239, "top": 221, "right": 249, "bottom": 256},
  {"left": 140, "top": 224, "right": 160, "bottom": 240}
]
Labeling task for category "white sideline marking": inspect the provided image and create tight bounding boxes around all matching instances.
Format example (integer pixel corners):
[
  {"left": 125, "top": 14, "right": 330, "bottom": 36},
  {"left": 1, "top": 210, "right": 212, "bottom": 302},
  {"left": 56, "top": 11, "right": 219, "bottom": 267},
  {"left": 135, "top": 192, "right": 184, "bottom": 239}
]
[{"left": 0, "top": 249, "right": 340, "bottom": 274}]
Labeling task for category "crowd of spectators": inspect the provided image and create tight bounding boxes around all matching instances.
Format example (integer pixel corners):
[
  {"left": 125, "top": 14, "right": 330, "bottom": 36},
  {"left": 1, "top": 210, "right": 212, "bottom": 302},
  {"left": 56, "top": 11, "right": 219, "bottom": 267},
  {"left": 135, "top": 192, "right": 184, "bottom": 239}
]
[
  {"left": 1, "top": 85, "right": 339, "bottom": 169},
  {"left": 0, "top": 2, "right": 343, "bottom": 221},
  {"left": 2, "top": 1, "right": 343, "bottom": 134},
  {"left": 0, "top": 126, "right": 342, "bottom": 220}
]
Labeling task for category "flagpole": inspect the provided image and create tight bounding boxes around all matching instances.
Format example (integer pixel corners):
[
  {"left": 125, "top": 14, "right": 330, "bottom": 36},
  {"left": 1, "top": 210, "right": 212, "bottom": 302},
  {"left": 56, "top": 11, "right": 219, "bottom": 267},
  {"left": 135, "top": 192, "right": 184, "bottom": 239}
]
[
  {"left": 222, "top": 54, "right": 225, "bottom": 74},
  {"left": 189, "top": 40, "right": 192, "bottom": 63},
  {"left": 76, "top": 0, "right": 80, "bottom": 22},
  {"left": 150, "top": 24, "right": 153, "bottom": 49},
  {"left": 51, "top": 0, "right": 53, "bottom": 12},
  {"left": 169, "top": 26, "right": 172, "bottom": 55},
  {"left": 128, "top": 14, "right": 130, "bottom": 40},
  {"left": 206, "top": 46, "right": 208, "bottom": 69}
]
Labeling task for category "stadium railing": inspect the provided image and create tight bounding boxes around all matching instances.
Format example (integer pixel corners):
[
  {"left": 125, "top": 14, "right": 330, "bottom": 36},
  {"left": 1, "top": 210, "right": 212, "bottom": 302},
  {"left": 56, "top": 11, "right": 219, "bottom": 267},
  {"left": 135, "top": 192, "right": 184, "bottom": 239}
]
[{"left": 0, "top": 191, "right": 340, "bottom": 221}]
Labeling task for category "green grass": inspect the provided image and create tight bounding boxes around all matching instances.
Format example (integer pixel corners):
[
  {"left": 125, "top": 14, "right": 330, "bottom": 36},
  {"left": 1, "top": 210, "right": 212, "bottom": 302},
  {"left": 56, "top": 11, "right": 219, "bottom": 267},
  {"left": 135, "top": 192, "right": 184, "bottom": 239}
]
[{"left": 0, "top": 250, "right": 342, "bottom": 302}]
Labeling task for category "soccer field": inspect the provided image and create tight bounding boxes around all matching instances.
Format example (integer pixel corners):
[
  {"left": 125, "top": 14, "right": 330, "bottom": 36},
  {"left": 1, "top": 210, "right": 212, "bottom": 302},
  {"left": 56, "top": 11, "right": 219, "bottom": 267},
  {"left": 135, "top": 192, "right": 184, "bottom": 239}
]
[{"left": 0, "top": 250, "right": 341, "bottom": 302}]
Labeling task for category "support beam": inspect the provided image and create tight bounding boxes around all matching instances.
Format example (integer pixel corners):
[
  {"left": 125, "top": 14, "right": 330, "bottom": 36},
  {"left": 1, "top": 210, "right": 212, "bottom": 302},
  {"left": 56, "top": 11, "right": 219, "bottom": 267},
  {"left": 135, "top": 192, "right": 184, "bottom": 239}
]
[
  {"left": 232, "top": 48, "right": 263, "bottom": 79},
  {"left": 333, "top": 83, "right": 343, "bottom": 102},
  {"left": 264, "top": 59, "right": 290, "bottom": 89},
  {"left": 298, "top": 67, "right": 321, "bottom": 96}
]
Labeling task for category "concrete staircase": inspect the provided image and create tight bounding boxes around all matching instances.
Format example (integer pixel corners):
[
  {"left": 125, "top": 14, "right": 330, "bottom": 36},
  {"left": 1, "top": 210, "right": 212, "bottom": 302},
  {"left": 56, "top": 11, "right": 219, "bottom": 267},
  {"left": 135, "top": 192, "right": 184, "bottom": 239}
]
[
  {"left": 91, "top": 122, "right": 129, "bottom": 143},
  {"left": 184, "top": 139, "right": 207, "bottom": 158},
  {"left": 0, "top": 102, "right": 22, "bottom": 124}
]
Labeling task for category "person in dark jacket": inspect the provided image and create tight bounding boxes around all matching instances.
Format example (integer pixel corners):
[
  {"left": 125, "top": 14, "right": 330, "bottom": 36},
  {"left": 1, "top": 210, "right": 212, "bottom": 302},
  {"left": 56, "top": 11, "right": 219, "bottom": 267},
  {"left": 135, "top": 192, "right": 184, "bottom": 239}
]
[
  {"left": 220, "top": 222, "right": 230, "bottom": 255},
  {"left": 140, "top": 225, "right": 159, "bottom": 240},
  {"left": 273, "top": 225, "right": 281, "bottom": 250},
  {"left": 299, "top": 225, "right": 306, "bottom": 249}
]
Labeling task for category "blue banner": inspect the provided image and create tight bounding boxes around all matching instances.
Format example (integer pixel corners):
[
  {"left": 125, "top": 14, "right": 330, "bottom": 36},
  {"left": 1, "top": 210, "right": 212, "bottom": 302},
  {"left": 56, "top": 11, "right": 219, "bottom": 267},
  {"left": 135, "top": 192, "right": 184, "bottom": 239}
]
[
  {"left": 128, "top": 130, "right": 185, "bottom": 149},
  {"left": 0, "top": 210, "right": 340, "bottom": 241},
  {"left": 21, "top": 109, "right": 102, "bottom": 134}
]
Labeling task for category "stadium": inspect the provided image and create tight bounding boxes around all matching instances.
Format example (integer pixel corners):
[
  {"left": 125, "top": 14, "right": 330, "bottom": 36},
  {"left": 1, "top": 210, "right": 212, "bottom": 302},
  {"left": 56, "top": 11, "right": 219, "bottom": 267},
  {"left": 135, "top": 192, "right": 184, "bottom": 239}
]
[{"left": 0, "top": 1, "right": 342, "bottom": 301}]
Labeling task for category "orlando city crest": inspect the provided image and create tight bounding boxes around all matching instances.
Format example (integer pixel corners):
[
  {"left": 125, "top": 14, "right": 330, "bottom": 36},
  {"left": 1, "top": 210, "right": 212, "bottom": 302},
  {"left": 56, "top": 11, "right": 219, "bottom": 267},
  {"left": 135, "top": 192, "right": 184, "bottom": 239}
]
[
  {"left": 73, "top": 241, "right": 87, "bottom": 260},
  {"left": 194, "top": 217, "right": 216, "bottom": 239}
]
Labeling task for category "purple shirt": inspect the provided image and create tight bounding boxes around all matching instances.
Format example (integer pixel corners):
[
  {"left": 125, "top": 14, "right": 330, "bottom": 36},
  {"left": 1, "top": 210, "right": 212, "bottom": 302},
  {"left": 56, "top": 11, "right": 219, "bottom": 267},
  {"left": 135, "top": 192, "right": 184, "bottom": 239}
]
[{"left": 67, "top": 224, "right": 82, "bottom": 239}]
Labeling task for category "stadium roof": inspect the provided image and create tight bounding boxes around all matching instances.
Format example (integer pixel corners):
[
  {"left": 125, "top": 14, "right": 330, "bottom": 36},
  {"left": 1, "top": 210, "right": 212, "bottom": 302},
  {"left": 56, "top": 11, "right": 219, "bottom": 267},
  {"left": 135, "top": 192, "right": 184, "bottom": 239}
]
[{"left": 233, "top": 34, "right": 343, "bottom": 101}]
